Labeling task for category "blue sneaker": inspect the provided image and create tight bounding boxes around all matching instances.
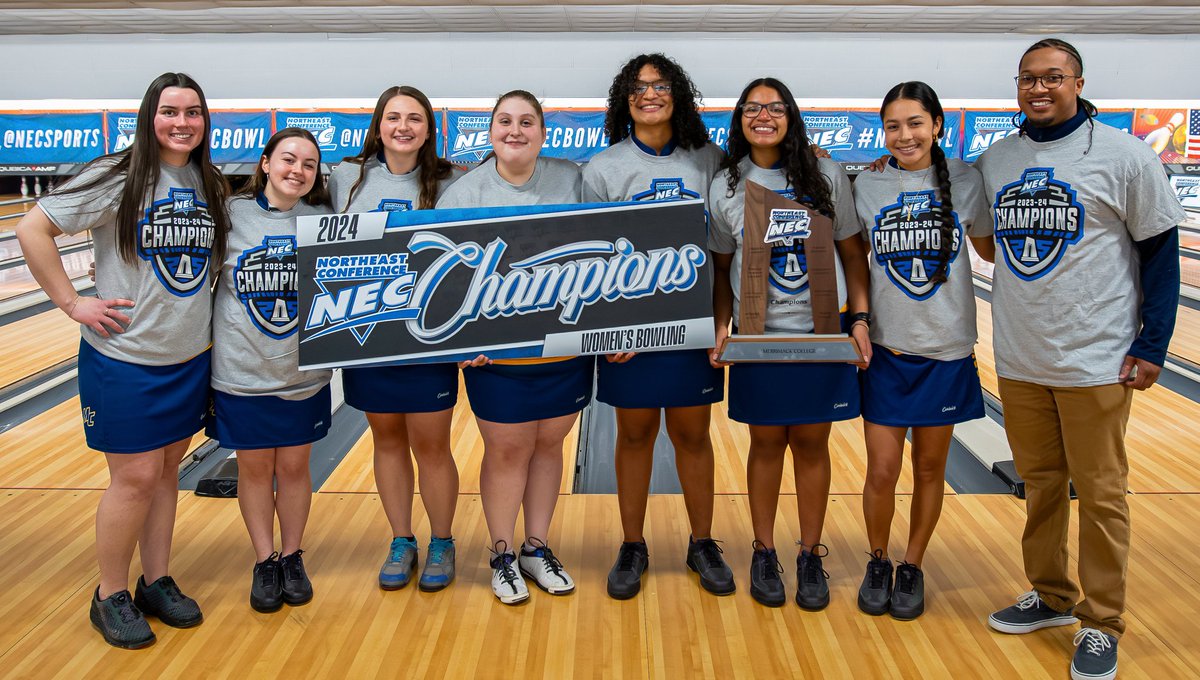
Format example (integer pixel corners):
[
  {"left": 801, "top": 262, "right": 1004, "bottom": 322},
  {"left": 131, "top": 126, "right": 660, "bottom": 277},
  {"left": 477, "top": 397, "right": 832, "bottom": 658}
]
[
  {"left": 1071, "top": 628, "right": 1117, "bottom": 680},
  {"left": 419, "top": 537, "right": 456, "bottom": 592},
  {"left": 988, "top": 591, "right": 1077, "bottom": 634},
  {"left": 379, "top": 537, "right": 418, "bottom": 590}
]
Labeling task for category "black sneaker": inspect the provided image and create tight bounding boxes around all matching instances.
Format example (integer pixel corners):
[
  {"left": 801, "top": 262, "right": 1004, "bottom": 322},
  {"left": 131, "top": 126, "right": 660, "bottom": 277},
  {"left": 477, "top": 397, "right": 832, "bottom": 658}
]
[
  {"left": 795, "top": 544, "right": 831, "bottom": 611},
  {"left": 1071, "top": 628, "right": 1118, "bottom": 680},
  {"left": 90, "top": 587, "right": 155, "bottom": 649},
  {"left": 607, "top": 541, "right": 649, "bottom": 600},
  {"left": 857, "top": 549, "right": 893, "bottom": 616},
  {"left": 280, "top": 550, "right": 313, "bottom": 606},
  {"left": 133, "top": 575, "right": 202, "bottom": 628},
  {"left": 988, "top": 591, "right": 1078, "bottom": 634},
  {"left": 749, "top": 541, "right": 785, "bottom": 607},
  {"left": 889, "top": 562, "right": 924, "bottom": 620},
  {"left": 250, "top": 553, "right": 283, "bottom": 613},
  {"left": 686, "top": 537, "right": 736, "bottom": 596}
]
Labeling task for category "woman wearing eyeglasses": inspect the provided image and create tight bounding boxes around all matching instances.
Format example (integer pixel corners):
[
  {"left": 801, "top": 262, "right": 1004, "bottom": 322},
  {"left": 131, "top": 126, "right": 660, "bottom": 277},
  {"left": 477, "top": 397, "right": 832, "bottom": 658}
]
[
  {"left": 583, "top": 53, "right": 731, "bottom": 600},
  {"left": 708, "top": 77, "right": 870, "bottom": 608}
]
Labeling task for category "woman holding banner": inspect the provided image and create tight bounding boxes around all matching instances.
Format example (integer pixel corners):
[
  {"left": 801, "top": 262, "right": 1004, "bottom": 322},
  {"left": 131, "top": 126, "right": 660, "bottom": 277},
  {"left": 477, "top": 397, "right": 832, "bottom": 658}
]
[
  {"left": 708, "top": 77, "right": 871, "bottom": 609},
  {"left": 436, "top": 90, "right": 592, "bottom": 605},
  {"left": 583, "top": 53, "right": 733, "bottom": 601},
  {"left": 207, "top": 128, "right": 333, "bottom": 613},
  {"left": 327, "top": 86, "right": 464, "bottom": 593},
  {"left": 16, "top": 73, "right": 230, "bottom": 648},
  {"left": 851, "top": 81, "right": 993, "bottom": 620}
]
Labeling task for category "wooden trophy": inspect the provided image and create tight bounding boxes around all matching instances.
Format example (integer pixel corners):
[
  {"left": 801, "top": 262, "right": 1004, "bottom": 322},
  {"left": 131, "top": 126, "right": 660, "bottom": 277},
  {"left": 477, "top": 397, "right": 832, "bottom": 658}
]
[{"left": 717, "top": 180, "right": 863, "bottom": 362}]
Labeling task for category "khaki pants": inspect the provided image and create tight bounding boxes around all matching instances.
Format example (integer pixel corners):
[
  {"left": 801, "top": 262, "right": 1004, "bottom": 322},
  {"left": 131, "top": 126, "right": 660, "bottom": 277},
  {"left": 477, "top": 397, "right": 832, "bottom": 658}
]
[{"left": 998, "top": 377, "right": 1134, "bottom": 638}]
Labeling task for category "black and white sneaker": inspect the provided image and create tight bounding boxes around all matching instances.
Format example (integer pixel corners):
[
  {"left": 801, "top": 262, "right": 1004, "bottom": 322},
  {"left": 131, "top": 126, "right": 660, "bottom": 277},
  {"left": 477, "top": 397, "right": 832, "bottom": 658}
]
[
  {"left": 489, "top": 541, "right": 529, "bottom": 605},
  {"left": 795, "top": 544, "right": 831, "bottom": 611},
  {"left": 857, "top": 550, "right": 893, "bottom": 616},
  {"left": 1071, "top": 628, "right": 1118, "bottom": 680},
  {"left": 889, "top": 562, "right": 924, "bottom": 620},
  {"left": 90, "top": 587, "right": 155, "bottom": 649},
  {"left": 519, "top": 538, "right": 574, "bottom": 595},
  {"left": 607, "top": 541, "right": 649, "bottom": 600},
  {"left": 749, "top": 541, "right": 785, "bottom": 607},
  {"left": 988, "top": 591, "right": 1078, "bottom": 634}
]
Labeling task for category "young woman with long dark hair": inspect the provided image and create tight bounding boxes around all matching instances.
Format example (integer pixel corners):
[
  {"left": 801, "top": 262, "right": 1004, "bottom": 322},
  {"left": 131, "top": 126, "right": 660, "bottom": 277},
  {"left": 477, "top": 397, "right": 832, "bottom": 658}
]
[{"left": 17, "top": 72, "right": 231, "bottom": 648}]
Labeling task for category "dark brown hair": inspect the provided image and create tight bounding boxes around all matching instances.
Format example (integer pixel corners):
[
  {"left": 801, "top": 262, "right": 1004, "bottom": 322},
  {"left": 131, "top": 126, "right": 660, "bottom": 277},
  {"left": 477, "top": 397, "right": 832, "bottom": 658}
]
[{"left": 238, "top": 127, "right": 331, "bottom": 207}]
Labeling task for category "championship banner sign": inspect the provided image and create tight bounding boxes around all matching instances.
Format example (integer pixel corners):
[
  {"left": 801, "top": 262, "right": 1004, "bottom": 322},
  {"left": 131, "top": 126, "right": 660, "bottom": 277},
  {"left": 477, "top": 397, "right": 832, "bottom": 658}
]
[
  {"left": 296, "top": 200, "right": 715, "bottom": 370},
  {"left": 0, "top": 111, "right": 104, "bottom": 165}
]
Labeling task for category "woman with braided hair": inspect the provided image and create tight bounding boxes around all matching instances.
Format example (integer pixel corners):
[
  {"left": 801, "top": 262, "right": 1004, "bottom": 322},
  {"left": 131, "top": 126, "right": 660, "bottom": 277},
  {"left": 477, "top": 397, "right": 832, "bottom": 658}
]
[{"left": 850, "top": 80, "right": 995, "bottom": 620}]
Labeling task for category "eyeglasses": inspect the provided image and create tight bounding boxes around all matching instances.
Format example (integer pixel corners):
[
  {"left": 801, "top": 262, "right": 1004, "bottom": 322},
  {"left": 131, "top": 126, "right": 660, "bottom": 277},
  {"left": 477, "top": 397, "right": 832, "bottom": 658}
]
[
  {"left": 1014, "top": 74, "right": 1080, "bottom": 90},
  {"left": 630, "top": 81, "right": 672, "bottom": 97},
  {"left": 740, "top": 102, "right": 789, "bottom": 119}
]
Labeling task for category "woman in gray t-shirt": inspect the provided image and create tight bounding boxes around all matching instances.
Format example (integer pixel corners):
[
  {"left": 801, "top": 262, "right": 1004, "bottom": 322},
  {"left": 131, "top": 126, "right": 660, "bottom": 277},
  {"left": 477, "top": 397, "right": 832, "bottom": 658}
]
[
  {"left": 208, "top": 128, "right": 333, "bottom": 613},
  {"left": 437, "top": 90, "right": 589, "bottom": 606},
  {"left": 326, "top": 86, "right": 464, "bottom": 594},
  {"left": 851, "top": 81, "right": 995, "bottom": 621},
  {"left": 16, "top": 73, "right": 231, "bottom": 649}
]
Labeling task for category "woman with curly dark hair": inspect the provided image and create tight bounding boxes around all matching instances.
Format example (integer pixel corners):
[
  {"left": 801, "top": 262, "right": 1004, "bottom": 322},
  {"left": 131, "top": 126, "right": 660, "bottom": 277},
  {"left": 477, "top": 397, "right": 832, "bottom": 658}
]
[
  {"left": 708, "top": 77, "right": 870, "bottom": 609},
  {"left": 583, "top": 53, "right": 731, "bottom": 601}
]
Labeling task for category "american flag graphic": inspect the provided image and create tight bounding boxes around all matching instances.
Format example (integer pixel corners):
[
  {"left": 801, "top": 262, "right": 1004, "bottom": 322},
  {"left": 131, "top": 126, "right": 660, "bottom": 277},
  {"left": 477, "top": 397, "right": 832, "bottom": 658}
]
[{"left": 1188, "top": 109, "right": 1200, "bottom": 159}]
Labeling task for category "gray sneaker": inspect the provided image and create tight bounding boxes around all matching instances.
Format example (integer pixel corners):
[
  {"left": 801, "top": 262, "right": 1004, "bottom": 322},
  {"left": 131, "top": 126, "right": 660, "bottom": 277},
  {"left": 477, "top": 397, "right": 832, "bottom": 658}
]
[
  {"left": 379, "top": 537, "right": 418, "bottom": 590},
  {"left": 419, "top": 537, "right": 456, "bottom": 592},
  {"left": 988, "top": 590, "right": 1078, "bottom": 634},
  {"left": 1071, "top": 628, "right": 1117, "bottom": 680},
  {"left": 90, "top": 588, "right": 155, "bottom": 649}
]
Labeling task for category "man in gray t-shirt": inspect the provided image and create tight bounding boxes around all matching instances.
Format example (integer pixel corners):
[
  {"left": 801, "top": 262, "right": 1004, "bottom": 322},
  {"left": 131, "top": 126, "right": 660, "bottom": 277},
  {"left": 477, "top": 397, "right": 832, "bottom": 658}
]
[{"left": 980, "top": 40, "right": 1186, "bottom": 680}]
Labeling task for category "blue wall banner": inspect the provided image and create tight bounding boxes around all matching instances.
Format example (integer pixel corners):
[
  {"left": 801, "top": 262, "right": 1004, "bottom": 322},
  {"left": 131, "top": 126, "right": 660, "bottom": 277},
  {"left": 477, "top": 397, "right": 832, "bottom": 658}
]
[
  {"left": 275, "top": 110, "right": 373, "bottom": 162},
  {"left": 295, "top": 200, "right": 715, "bottom": 368},
  {"left": 963, "top": 109, "right": 1134, "bottom": 161},
  {"left": 445, "top": 110, "right": 494, "bottom": 164},
  {"left": 105, "top": 111, "right": 138, "bottom": 154},
  {"left": 209, "top": 110, "right": 272, "bottom": 164},
  {"left": 801, "top": 110, "right": 963, "bottom": 164},
  {"left": 543, "top": 110, "right": 608, "bottom": 162},
  {"left": 0, "top": 111, "right": 104, "bottom": 165},
  {"left": 702, "top": 109, "right": 734, "bottom": 151}
]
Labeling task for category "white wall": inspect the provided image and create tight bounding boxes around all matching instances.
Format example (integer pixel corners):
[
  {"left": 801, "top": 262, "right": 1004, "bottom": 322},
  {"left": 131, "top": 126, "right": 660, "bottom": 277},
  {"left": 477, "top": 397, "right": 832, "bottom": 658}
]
[{"left": 1, "top": 32, "right": 1197, "bottom": 103}]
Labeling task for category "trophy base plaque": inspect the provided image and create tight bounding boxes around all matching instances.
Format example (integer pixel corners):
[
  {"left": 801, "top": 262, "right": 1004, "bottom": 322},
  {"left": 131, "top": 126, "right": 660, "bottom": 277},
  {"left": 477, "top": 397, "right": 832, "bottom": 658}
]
[{"left": 717, "top": 334, "right": 863, "bottom": 363}]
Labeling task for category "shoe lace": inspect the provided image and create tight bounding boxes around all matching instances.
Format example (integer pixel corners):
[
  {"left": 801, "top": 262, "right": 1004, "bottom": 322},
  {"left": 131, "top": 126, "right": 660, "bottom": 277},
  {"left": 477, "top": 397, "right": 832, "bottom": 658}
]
[
  {"left": 894, "top": 562, "right": 918, "bottom": 594},
  {"left": 1015, "top": 590, "right": 1042, "bottom": 611},
  {"left": 526, "top": 538, "right": 565, "bottom": 576},
  {"left": 281, "top": 550, "right": 305, "bottom": 581},
  {"left": 156, "top": 575, "right": 185, "bottom": 604},
  {"left": 490, "top": 541, "right": 519, "bottom": 589},
  {"left": 617, "top": 542, "right": 645, "bottom": 571},
  {"left": 111, "top": 591, "right": 142, "bottom": 624},
  {"left": 798, "top": 543, "right": 830, "bottom": 585},
  {"left": 752, "top": 541, "right": 782, "bottom": 582},
  {"left": 428, "top": 538, "right": 452, "bottom": 565},
  {"left": 865, "top": 549, "right": 890, "bottom": 589},
  {"left": 257, "top": 552, "right": 281, "bottom": 588},
  {"left": 389, "top": 538, "right": 414, "bottom": 563},
  {"left": 1073, "top": 628, "right": 1112, "bottom": 657},
  {"left": 695, "top": 538, "right": 726, "bottom": 569}
]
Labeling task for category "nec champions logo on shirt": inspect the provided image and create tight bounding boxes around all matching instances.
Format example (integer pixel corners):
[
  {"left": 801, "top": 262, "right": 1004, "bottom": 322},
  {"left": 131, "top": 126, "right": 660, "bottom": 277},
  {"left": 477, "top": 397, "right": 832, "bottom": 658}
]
[
  {"left": 632, "top": 178, "right": 701, "bottom": 202},
  {"left": 138, "top": 187, "right": 216, "bottom": 296},
  {"left": 992, "top": 168, "right": 1085, "bottom": 281},
  {"left": 376, "top": 199, "right": 413, "bottom": 212},
  {"left": 235, "top": 236, "right": 300, "bottom": 338},
  {"left": 871, "top": 190, "right": 962, "bottom": 300}
]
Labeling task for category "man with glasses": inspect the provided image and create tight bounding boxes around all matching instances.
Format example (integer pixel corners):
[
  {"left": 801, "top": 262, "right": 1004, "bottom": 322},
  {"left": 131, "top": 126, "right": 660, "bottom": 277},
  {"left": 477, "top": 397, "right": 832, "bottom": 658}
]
[{"left": 977, "top": 38, "right": 1184, "bottom": 680}]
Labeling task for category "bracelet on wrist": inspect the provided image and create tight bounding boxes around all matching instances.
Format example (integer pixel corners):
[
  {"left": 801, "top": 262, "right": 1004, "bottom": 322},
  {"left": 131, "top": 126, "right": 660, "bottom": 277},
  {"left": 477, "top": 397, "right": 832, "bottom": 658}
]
[{"left": 850, "top": 311, "right": 872, "bottom": 328}]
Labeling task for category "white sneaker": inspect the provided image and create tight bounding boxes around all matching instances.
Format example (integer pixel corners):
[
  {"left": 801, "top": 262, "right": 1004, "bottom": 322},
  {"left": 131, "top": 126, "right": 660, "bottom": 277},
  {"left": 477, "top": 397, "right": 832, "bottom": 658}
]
[
  {"left": 519, "top": 538, "right": 575, "bottom": 595},
  {"left": 489, "top": 543, "right": 528, "bottom": 605}
]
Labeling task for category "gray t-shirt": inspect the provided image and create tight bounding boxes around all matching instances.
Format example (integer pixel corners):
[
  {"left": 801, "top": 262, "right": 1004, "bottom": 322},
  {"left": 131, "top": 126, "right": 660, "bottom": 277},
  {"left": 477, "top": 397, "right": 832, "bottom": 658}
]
[
  {"left": 436, "top": 156, "right": 582, "bottom": 209},
  {"left": 211, "top": 196, "right": 332, "bottom": 399},
  {"left": 327, "top": 158, "right": 464, "bottom": 213},
  {"left": 39, "top": 159, "right": 216, "bottom": 366},
  {"left": 707, "top": 157, "right": 858, "bottom": 333},
  {"left": 853, "top": 158, "right": 994, "bottom": 360},
  {"left": 581, "top": 137, "right": 725, "bottom": 212},
  {"left": 976, "top": 121, "right": 1186, "bottom": 386}
]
